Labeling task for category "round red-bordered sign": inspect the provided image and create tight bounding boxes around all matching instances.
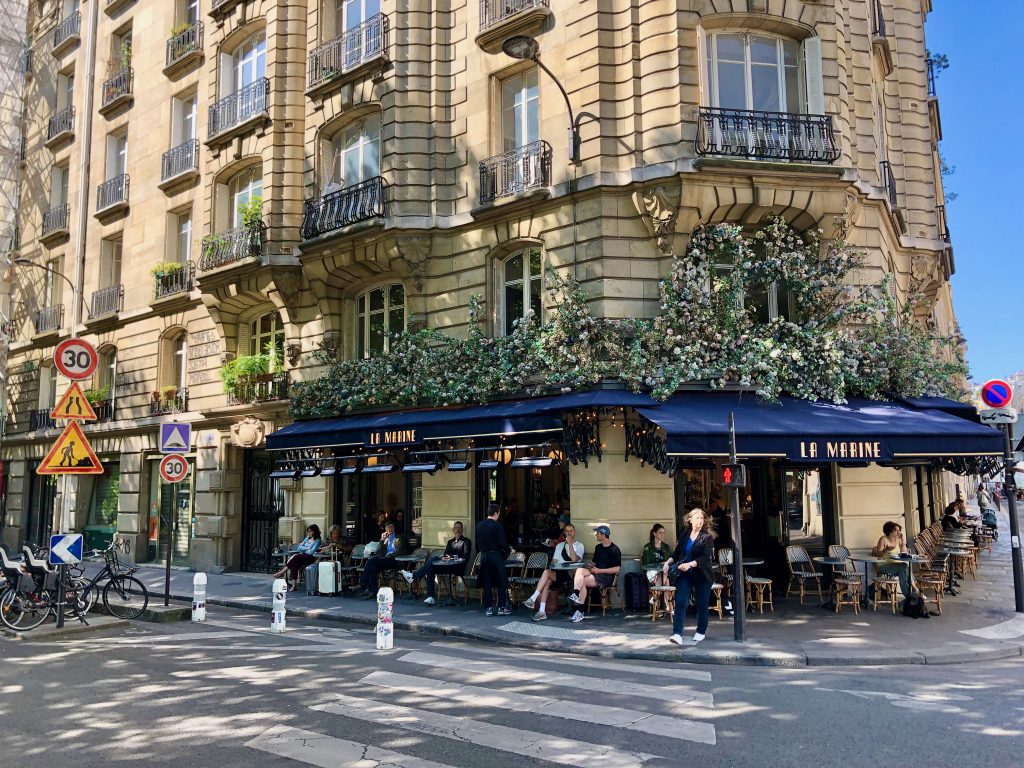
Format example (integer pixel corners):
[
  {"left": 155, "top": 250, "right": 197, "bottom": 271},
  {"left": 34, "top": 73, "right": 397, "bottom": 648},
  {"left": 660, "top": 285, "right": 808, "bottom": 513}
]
[
  {"left": 981, "top": 379, "right": 1013, "bottom": 409},
  {"left": 159, "top": 454, "right": 190, "bottom": 484},
  {"left": 54, "top": 338, "right": 98, "bottom": 381}
]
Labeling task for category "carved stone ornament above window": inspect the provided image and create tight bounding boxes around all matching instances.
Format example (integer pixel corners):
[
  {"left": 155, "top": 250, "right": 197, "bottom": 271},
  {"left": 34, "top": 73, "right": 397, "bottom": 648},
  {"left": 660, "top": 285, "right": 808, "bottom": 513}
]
[
  {"left": 230, "top": 416, "right": 266, "bottom": 448},
  {"left": 631, "top": 184, "right": 681, "bottom": 256},
  {"left": 393, "top": 235, "right": 432, "bottom": 292}
]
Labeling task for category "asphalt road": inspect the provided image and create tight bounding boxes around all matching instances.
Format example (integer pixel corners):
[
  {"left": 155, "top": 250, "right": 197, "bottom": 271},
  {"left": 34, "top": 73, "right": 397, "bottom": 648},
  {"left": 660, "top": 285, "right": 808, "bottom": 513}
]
[{"left": 1, "top": 609, "right": 1021, "bottom": 768}]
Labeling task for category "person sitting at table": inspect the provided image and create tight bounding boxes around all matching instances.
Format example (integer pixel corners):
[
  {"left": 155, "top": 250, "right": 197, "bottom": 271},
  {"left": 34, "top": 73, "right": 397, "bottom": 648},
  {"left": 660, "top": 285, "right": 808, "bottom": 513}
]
[
  {"left": 872, "top": 520, "right": 912, "bottom": 597},
  {"left": 942, "top": 502, "right": 965, "bottom": 532},
  {"left": 567, "top": 525, "right": 621, "bottom": 623},
  {"left": 319, "top": 524, "right": 345, "bottom": 555},
  {"left": 524, "top": 523, "right": 585, "bottom": 621},
  {"left": 358, "top": 522, "right": 401, "bottom": 598},
  {"left": 401, "top": 521, "right": 472, "bottom": 605},
  {"left": 272, "top": 524, "right": 322, "bottom": 591},
  {"left": 642, "top": 523, "right": 673, "bottom": 589}
]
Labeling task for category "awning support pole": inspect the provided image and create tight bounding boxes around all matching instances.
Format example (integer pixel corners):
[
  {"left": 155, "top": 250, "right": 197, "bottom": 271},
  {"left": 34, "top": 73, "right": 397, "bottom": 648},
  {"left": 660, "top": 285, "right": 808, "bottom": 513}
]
[
  {"left": 729, "top": 412, "right": 746, "bottom": 642},
  {"left": 1001, "top": 424, "right": 1024, "bottom": 613}
]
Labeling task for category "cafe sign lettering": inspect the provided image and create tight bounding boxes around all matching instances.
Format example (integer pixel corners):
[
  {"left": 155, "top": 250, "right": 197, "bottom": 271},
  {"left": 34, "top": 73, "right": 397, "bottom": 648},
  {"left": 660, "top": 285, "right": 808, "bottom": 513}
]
[
  {"left": 366, "top": 429, "right": 419, "bottom": 447},
  {"left": 799, "top": 440, "right": 882, "bottom": 460}
]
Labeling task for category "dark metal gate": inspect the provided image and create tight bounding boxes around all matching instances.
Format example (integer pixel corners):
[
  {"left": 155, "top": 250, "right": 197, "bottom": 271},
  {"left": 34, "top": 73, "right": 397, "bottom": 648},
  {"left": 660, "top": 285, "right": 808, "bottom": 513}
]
[{"left": 241, "top": 450, "right": 283, "bottom": 572}]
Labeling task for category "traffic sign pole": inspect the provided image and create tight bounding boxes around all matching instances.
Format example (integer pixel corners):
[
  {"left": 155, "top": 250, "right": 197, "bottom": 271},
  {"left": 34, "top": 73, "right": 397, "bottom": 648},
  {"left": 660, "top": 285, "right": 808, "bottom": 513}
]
[
  {"left": 1001, "top": 424, "right": 1024, "bottom": 613},
  {"left": 728, "top": 412, "right": 746, "bottom": 643}
]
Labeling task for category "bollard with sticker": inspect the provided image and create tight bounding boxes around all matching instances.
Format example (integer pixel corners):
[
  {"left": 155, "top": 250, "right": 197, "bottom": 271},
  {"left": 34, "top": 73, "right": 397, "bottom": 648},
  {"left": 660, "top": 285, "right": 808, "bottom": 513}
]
[
  {"left": 192, "top": 572, "right": 207, "bottom": 622},
  {"left": 271, "top": 578, "right": 287, "bottom": 633},
  {"left": 376, "top": 586, "right": 394, "bottom": 649}
]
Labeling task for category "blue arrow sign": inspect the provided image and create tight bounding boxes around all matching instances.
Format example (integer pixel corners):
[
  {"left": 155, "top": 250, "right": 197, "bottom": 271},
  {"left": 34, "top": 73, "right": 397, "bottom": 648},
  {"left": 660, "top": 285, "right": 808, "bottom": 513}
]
[
  {"left": 160, "top": 422, "right": 191, "bottom": 454},
  {"left": 49, "top": 533, "right": 83, "bottom": 565}
]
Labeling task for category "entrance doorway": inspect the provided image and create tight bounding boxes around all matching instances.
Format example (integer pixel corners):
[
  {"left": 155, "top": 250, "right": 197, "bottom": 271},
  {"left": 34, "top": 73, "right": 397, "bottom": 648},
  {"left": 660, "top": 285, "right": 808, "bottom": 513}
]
[
  {"left": 241, "top": 450, "right": 283, "bottom": 572},
  {"left": 145, "top": 455, "right": 195, "bottom": 566},
  {"left": 477, "top": 463, "right": 568, "bottom": 546}
]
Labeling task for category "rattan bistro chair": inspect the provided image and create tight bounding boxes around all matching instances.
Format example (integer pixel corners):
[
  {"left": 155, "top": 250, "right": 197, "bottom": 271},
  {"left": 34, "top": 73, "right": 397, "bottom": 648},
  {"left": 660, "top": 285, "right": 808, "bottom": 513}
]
[
  {"left": 785, "top": 545, "right": 823, "bottom": 604},
  {"left": 510, "top": 551, "right": 549, "bottom": 605},
  {"left": 827, "top": 544, "right": 862, "bottom": 614},
  {"left": 462, "top": 552, "right": 484, "bottom": 605}
]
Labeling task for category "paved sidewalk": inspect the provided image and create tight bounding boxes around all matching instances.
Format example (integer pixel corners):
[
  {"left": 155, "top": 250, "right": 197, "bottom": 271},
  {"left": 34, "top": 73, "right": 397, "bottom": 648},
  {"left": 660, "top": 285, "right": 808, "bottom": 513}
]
[{"left": 119, "top": 503, "right": 1024, "bottom": 667}]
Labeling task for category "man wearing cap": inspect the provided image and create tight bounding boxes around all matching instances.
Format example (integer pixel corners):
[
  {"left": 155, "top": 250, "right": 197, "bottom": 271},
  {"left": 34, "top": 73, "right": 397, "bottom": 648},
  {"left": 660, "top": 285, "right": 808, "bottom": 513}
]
[{"left": 566, "top": 525, "right": 621, "bottom": 623}]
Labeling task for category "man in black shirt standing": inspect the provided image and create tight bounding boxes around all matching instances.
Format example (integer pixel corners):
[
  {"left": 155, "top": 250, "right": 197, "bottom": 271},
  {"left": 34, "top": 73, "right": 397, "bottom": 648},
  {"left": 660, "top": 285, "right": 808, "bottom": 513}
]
[
  {"left": 476, "top": 502, "right": 513, "bottom": 616},
  {"left": 567, "top": 525, "right": 621, "bottom": 623}
]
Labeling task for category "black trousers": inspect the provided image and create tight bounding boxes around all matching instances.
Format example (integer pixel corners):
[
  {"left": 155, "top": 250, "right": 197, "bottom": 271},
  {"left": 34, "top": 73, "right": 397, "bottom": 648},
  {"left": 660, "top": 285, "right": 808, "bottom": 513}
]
[{"left": 479, "top": 551, "right": 508, "bottom": 609}]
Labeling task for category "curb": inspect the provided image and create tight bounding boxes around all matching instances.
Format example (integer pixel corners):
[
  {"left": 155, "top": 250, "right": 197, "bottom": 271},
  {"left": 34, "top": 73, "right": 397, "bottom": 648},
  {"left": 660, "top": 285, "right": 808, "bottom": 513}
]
[
  {"left": 163, "top": 591, "right": 1024, "bottom": 667},
  {"left": 1, "top": 615, "right": 129, "bottom": 641}
]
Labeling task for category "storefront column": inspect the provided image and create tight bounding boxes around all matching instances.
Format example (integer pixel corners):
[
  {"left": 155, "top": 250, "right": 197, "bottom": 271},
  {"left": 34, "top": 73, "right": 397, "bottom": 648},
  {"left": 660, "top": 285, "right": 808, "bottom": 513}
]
[
  {"left": 420, "top": 469, "right": 473, "bottom": 549},
  {"left": 834, "top": 464, "right": 907, "bottom": 549},
  {"left": 193, "top": 433, "right": 240, "bottom": 573},
  {"left": 114, "top": 451, "right": 143, "bottom": 560}
]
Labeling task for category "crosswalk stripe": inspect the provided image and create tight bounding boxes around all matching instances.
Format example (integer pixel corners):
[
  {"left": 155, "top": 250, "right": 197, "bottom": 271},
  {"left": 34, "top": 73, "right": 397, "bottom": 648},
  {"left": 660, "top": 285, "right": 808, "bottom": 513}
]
[
  {"left": 427, "top": 640, "right": 713, "bottom": 682},
  {"left": 362, "top": 670, "right": 717, "bottom": 745},
  {"left": 398, "top": 650, "right": 714, "bottom": 707},
  {"left": 313, "top": 694, "right": 658, "bottom": 768},
  {"left": 246, "top": 724, "right": 456, "bottom": 768}
]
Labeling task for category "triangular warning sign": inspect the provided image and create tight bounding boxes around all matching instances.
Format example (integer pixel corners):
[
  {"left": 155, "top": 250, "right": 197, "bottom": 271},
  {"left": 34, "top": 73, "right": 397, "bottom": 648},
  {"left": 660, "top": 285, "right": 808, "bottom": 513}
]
[
  {"left": 37, "top": 421, "right": 104, "bottom": 475},
  {"left": 50, "top": 381, "right": 98, "bottom": 421}
]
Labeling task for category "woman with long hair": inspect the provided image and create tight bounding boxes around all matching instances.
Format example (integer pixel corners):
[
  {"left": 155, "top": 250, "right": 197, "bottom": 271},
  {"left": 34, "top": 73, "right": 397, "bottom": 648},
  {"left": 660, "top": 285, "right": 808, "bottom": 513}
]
[
  {"left": 273, "top": 524, "right": 322, "bottom": 591},
  {"left": 642, "top": 523, "right": 673, "bottom": 588},
  {"left": 663, "top": 508, "right": 716, "bottom": 645}
]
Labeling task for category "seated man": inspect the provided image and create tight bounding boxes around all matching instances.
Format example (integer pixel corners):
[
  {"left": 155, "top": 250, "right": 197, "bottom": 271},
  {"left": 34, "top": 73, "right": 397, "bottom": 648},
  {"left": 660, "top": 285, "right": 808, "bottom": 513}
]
[
  {"left": 401, "top": 521, "right": 472, "bottom": 605},
  {"left": 567, "top": 525, "right": 621, "bottom": 623},
  {"left": 523, "top": 523, "right": 584, "bottom": 621},
  {"left": 358, "top": 522, "right": 401, "bottom": 599}
]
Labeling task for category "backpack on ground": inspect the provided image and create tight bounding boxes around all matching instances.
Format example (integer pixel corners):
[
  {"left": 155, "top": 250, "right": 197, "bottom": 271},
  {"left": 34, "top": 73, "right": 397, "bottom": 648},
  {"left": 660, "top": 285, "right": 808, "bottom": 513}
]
[
  {"left": 304, "top": 562, "right": 319, "bottom": 595},
  {"left": 623, "top": 572, "right": 649, "bottom": 611},
  {"left": 901, "top": 591, "right": 929, "bottom": 619}
]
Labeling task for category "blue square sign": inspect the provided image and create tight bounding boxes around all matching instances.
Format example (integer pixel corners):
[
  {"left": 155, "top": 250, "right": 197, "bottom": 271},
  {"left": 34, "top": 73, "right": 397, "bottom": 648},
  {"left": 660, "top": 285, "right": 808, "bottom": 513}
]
[
  {"left": 160, "top": 422, "right": 191, "bottom": 454},
  {"left": 49, "top": 533, "right": 83, "bottom": 565}
]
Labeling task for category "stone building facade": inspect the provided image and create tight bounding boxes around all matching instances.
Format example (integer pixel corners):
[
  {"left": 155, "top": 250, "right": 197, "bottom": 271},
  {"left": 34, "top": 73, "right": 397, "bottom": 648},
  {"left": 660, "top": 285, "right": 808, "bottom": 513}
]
[{"left": 1, "top": 0, "right": 966, "bottom": 573}]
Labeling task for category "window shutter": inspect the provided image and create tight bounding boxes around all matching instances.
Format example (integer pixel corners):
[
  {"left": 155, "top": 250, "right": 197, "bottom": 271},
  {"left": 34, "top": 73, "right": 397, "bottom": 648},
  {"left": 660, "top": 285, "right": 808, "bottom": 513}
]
[
  {"left": 695, "top": 26, "right": 708, "bottom": 107},
  {"left": 803, "top": 36, "right": 824, "bottom": 115}
]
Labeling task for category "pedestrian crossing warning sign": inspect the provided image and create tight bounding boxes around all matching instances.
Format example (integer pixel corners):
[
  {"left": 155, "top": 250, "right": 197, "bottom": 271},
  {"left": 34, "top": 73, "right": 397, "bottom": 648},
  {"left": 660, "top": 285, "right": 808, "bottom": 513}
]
[
  {"left": 49, "top": 381, "right": 98, "bottom": 421},
  {"left": 36, "top": 421, "right": 104, "bottom": 475}
]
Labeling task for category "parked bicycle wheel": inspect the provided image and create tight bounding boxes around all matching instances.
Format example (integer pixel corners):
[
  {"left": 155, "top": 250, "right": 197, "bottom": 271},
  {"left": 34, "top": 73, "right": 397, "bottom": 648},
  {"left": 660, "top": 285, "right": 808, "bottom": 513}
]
[
  {"left": 63, "top": 575, "right": 97, "bottom": 618},
  {"left": 102, "top": 575, "right": 148, "bottom": 619},
  {"left": 0, "top": 588, "right": 52, "bottom": 631}
]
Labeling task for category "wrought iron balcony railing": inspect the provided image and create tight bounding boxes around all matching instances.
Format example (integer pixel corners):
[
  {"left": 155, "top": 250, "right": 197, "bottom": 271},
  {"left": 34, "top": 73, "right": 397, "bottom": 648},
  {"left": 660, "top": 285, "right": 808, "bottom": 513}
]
[
  {"left": 479, "top": 140, "right": 552, "bottom": 205},
  {"left": 480, "top": 0, "right": 548, "bottom": 29},
  {"left": 90, "top": 284, "right": 124, "bottom": 317},
  {"left": 301, "top": 177, "right": 386, "bottom": 240},
  {"left": 42, "top": 204, "right": 70, "bottom": 237},
  {"left": 101, "top": 66, "right": 133, "bottom": 109},
  {"left": 871, "top": 0, "right": 886, "bottom": 37},
  {"left": 695, "top": 107, "right": 840, "bottom": 164},
  {"left": 30, "top": 409, "right": 57, "bottom": 431},
  {"left": 33, "top": 305, "right": 63, "bottom": 334},
  {"left": 926, "top": 57, "right": 937, "bottom": 98},
  {"left": 161, "top": 139, "right": 199, "bottom": 183},
  {"left": 208, "top": 78, "right": 269, "bottom": 139},
  {"left": 166, "top": 21, "right": 203, "bottom": 69},
  {"left": 97, "top": 174, "right": 130, "bottom": 212},
  {"left": 228, "top": 372, "right": 289, "bottom": 406},
  {"left": 153, "top": 261, "right": 194, "bottom": 300},
  {"left": 150, "top": 387, "right": 190, "bottom": 415},
  {"left": 53, "top": 13, "right": 81, "bottom": 50},
  {"left": 47, "top": 106, "right": 75, "bottom": 141},
  {"left": 879, "top": 160, "right": 897, "bottom": 209},
  {"left": 308, "top": 14, "right": 388, "bottom": 89},
  {"left": 93, "top": 399, "right": 116, "bottom": 423},
  {"left": 936, "top": 205, "right": 950, "bottom": 243},
  {"left": 199, "top": 223, "right": 264, "bottom": 271}
]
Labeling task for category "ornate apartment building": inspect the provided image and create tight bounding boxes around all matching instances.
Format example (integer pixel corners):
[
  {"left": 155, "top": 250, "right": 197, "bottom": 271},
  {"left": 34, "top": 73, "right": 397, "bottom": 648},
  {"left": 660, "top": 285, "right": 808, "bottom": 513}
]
[{"left": 0, "top": 0, "right": 964, "bottom": 573}]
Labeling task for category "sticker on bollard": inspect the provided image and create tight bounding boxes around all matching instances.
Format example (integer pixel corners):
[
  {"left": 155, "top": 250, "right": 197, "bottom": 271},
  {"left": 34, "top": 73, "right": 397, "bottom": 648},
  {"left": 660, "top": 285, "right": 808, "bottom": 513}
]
[
  {"left": 271, "top": 578, "right": 288, "bottom": 633},
  {"left": 376, "top": 586, "right": 394, "bottom": 650},
  {"left": 192, "top": 572, "right": 207, "bottom": 622}
]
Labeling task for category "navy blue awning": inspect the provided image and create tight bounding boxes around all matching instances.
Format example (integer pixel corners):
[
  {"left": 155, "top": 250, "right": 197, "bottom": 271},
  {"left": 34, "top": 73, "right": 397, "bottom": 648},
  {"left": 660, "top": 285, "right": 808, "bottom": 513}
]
[{"left": 635, "top": 393, "right": 1003, "bottom": 462}]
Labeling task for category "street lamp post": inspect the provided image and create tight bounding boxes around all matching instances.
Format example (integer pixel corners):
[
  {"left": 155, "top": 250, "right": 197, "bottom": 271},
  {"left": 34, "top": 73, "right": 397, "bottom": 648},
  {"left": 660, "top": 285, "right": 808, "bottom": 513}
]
[{"left": 13, "top": 257, "right": 82, "bottom": 338}]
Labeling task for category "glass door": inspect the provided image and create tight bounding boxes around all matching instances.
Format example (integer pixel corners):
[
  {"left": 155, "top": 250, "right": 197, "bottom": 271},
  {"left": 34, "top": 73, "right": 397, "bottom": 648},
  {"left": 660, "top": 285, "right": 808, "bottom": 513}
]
[{"left": 146, "top": 456, "right": 195, "bottom": 566}]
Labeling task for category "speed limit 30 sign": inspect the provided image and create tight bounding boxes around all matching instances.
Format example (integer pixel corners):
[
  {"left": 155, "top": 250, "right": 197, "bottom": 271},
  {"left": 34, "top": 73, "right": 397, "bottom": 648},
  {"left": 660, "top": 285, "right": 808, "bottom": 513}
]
[
  {"left": 54, "top": 338, "right": 98, "bottom": 380},
  {"left": 159, "top": 454, "right": 190, "bottom": 484}
]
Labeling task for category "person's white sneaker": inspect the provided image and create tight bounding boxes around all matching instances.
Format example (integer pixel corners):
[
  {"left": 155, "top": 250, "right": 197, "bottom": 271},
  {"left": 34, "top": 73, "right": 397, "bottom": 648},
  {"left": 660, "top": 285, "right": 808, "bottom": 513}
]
[
  {"left": 669, "top": 634, "right": 683, "bottom": 645},
  {"left": 568, "top": 592, "right": 583, "bottom": 605},
  {"left": 400, "top": 570, "right": 413, "bottom": 584},
  {"left": 523, "top": 596, "right": 536, "bottom": 610},
  {"left": 570, "top": 610, "right": 584, "bottom": 623},
  {"left": 422, "top": 596, "right": 436, "bottom": 605},
  {"left": 693, "top": 632, "right": 706, "bottom": 643},
  {"left": 532, "top": 610, "right": 547, "bottom": 622}
]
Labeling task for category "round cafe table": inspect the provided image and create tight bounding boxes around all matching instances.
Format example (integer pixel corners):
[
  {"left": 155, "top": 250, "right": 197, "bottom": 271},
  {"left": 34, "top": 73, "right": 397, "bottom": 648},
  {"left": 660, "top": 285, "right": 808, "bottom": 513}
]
[
  {"left": 432, "top": 557, "right": 465, "bottom": 607},
  {"left": 393, "top": 555, "right": 423, "bottom": 598}
]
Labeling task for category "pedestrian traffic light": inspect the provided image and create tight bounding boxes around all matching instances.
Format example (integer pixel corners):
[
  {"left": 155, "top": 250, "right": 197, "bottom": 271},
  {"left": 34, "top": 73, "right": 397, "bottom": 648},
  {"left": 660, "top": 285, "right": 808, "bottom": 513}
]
[{"left": 722, "top": 463, "right": 746, "bottom": 488}]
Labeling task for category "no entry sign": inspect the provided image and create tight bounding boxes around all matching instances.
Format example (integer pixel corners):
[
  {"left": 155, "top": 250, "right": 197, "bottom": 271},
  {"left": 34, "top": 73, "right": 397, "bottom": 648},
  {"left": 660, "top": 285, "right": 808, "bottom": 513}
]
[{"left": 981, "top": 379, "right": 1013, "bottom": 409}]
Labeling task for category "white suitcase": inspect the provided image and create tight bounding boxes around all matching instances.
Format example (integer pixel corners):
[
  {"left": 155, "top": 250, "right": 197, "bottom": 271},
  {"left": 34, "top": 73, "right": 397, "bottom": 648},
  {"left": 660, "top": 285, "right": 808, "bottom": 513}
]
[{"left": 318, "top": 560, "right": 341, "bottom": 595}]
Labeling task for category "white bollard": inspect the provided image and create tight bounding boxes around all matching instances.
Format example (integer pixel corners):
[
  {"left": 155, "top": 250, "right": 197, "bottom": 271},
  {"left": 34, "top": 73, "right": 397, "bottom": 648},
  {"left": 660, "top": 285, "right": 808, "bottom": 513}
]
[
  {"left": 271, "top": 578, "right": 288, "bottom": 633},
  {"left": 192, "top": 572, "right": 207, "bottom": 622},
  {"left": 376, "top": 586, "right": 394, "bottom": 650}
]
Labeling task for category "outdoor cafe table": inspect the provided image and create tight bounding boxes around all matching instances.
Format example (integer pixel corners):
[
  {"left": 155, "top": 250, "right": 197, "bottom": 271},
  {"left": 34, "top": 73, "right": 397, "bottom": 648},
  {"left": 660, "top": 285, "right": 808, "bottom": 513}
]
[
  {"left": 432, "top": 557, "right": 465, "bottom": 606},
  {"left": 393, "top": 555, "right": 423, "bottom": 598}
]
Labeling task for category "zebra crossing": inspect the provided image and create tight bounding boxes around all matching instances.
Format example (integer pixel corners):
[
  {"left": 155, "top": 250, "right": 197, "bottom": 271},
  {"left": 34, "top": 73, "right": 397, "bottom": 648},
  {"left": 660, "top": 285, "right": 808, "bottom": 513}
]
[{"left": 245, "top": 641, "right": 718, "bottom": 767}]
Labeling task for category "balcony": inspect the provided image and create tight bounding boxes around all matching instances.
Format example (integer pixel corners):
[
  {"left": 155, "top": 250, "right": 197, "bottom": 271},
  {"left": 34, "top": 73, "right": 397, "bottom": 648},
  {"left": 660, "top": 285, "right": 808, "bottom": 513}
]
[
  {"left": 307, "top": 14, "right": 389, "bottom": 98},
  {"left": 159, "top": 139, "right": 200, "bottom": 191},
  {"left": 45, "top": 106, "right": 75, "bottom": 149},
  {"left": 476, "top": 0, "right": 551, "bottom": 53},
  {"left": 96, "top": 174, "right": 130, "bottom": 217},
  {"left": 153, "top": 261, "right": 194, "bottom": 301},
  {"left": 90, "top": 284, "right": 124, "bottom": 318},
  {"left": 53, "top": 13, "right": 81, "bottom": 57},
  {"left": 199, "top": 223, "right": 264, "bottom": 272},
  {"left": 30, "top": 409, "right": 57, "bottom": 431},
  {"left": 301, "top": 177, "right": 386, "bottom": 241},
  {"left": 210, "top": 0, "right": 244, "bottom": 19},
  {"left": 150, "top": 387, "right": 190, "bottom": 415},
  {"left": 926, "top": 58, "right": 938, "bottom": 98},
  {"left": 228, "top": 373, "right": 289, "bottom": 406},
  {"left": 695, "top": 107, "right": 840, "bottom": 165},
  {"left": 165, "top": 21, "right": 203, "bottom": 76},
  {"left": 92, "top": 399, "right": 117, "bottom": 422},
  {"left": 925, "top": 58, "right": 942, "bottom": 142},
  {"left": 479, "top": 140, "right": 552, "bottom": 206},
  {"left": 879, "top": 160, "right": 897, "bottom": 209},
  {"left": 99, "top": 67, "right": 134, "bottom": 116},
  {"left": 936, "top": 205, "right": 950, "bottom": 244},
  {"left": 871, "top": 0, "right": 893, "bottom": 76},
  {"left": 207, "top": 78, "right": 269, "bottom": 145},
  {"left": 40, "top": 204, "right": 71, "bottom": 245},
  {"left": 33, "top": 305, "right": 64, "bottom": 335}
]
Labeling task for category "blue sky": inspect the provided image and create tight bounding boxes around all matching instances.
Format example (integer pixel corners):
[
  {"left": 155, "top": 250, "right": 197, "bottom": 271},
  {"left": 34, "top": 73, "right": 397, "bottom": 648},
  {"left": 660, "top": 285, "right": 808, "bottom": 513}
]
[{"left": 927, "top": 6, "right": 1020, "bottom": 382}]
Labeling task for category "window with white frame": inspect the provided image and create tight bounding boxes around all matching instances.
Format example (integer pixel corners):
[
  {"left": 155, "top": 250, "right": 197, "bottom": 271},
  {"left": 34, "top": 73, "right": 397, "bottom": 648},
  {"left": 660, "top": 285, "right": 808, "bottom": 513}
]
[
  {"left": 712, "top": 243, "right": 792, "bottom": 323},
  {"left": 357, "top": 284, "right": 405, "bottom": 358},
  {"left": 500, "top": 69, "right": 539, "bottom": 153},
  {"left": 333, "top": 0, "right": 380, "bottom": 39},
  {"left": 38, "top": 364, "right": 58, "bottom": 409},
  {"left": 171, "top": 93, "right": 197, "bottom": 145},
  {"left": 57, "top": 70, "right": 74, "bottom": 110},
  {"left": 501, "top": 248, "right": 542, "bottom": 335},
  {"left": 179, "top": 0, "right": 199, "bottom": 26},
  {"left": 175, "top": 210, "right": 192, "bottom": 262},
  {"left": 248, "top": 310, "right": 285, "bottom": 360},
  {"left": 105, "top": 132, "right": 128, "bottom": 179},
  {"left": 44, "top": 259, "right": 62, "bottom": 307},
  {"left": 705, "top": 32, "right": 802, "bottom": 113},
  {"left": 97, "top": 347, "right": 117, "bottom": 396},
  {"left": 171, "top": 332, "right": 188, "bottom": 390},
  {"left": 229, "top": 32, "right": 266, "bottom": 95},
  {"left": 50, "top": 164, "right": 69, "bottom": 208},
  {"left": 228, "top": 166, "right": 262, "bottom": 229},
  {"left": 324, "top": 117, "right": 380, "bottom": 192},
  {"left": 100, "top": 238, "right": 122, "bottom": 289}
]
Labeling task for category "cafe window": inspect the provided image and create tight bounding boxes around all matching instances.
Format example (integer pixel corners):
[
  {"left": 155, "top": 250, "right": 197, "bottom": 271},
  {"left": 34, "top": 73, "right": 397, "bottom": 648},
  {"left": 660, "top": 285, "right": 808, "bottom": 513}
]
[{"left": 357, "top": 283, "right": 405, "bottom": 358}]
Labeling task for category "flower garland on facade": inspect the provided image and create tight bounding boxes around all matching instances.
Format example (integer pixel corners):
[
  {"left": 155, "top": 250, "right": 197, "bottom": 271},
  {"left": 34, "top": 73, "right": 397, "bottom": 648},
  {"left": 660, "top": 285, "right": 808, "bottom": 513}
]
[{"left": 289, "top": 218, "right": 967, "bottom": 419}]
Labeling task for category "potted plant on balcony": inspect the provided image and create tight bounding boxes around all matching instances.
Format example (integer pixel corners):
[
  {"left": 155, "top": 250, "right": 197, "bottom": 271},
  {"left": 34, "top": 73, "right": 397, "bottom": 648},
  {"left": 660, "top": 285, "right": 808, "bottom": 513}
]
[
  {"left": 159, "top": 385, "right": 179, "bottom": 408},
  {"left": 83, "top": 384, "right": 110, "bottom": 405},
  {"left": 219, "top": 352, "right": 270, "bottom": 402},
  {"left": 237, "top": 196, "right": 264, "bottom": 256}
]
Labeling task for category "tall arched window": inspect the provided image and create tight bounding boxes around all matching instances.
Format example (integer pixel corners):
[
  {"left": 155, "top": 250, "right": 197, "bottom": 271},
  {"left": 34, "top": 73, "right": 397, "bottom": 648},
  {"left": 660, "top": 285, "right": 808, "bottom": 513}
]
[
  {"left": 323, "top": 116, "right": 380, "bottom": 191},
  {"left": 501, "top": 248, "right": 542, "bottom": 336},
  {"left": 228, "top": 166, "right": 262, "bottom": 229},
  {"left": 249, "top": 310, "right": 285, "bottom": 362},
  {"left": 706, "top": 32, "right": 801, "bottom": 113},
  {"left": 172, "top": 333, "right": 188, "bottom": 390},
  {"left": 231, "top": 32, "right": 266, "bottom": 94},
  {"left": 357, "top": 284, "right": 404, "bottom": 358},
  {"left": 97, "top": 346, "right": 117, "bottom": 401}
]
